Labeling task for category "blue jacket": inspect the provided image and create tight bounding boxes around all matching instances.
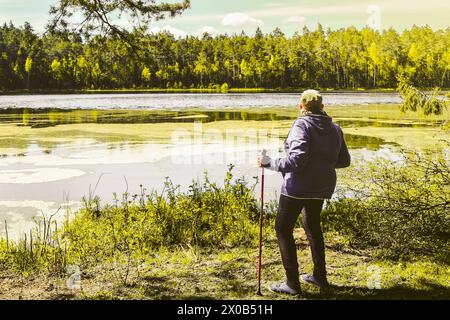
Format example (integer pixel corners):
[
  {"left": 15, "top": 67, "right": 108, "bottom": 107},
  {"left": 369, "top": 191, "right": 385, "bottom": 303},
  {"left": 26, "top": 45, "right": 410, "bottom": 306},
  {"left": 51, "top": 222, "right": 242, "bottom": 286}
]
[{"left": 271, "top": 112, "right": 351, "bottom": 199}]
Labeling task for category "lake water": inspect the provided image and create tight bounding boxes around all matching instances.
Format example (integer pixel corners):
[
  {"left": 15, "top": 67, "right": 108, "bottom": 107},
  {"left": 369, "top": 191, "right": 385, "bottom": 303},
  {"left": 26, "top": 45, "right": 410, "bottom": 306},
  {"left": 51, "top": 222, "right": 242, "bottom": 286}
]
[
  {"left": 0, "top": 92, "right": 402, "bottom": 110},
  {"left": 0, "top": 93, "right": 407, "bottom": 240}
]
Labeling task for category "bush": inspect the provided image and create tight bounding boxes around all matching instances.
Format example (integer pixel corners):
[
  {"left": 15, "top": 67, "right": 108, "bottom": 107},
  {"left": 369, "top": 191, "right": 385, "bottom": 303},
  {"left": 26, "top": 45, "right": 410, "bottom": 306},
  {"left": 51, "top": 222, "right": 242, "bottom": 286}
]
[
  {"left": 323, "top": 152, "right": 450, "bottom": 261},
  {"left": 60, "top": 166, "right": 272, "bottom": 267},
  {"left": 3, "top": 153, "right": 448, "bottom": 277},
  {"left": 0, "top": 166, "right": 276, "bottom": 275},
  {"left": 221, "top": 83, "right": 229, "bottom": 93},
  {"left": 397, "top": 76, "right": 448, "bottom": 116},
  {"left": 0, "top": 221, "right": 68, "bottom": 276}
]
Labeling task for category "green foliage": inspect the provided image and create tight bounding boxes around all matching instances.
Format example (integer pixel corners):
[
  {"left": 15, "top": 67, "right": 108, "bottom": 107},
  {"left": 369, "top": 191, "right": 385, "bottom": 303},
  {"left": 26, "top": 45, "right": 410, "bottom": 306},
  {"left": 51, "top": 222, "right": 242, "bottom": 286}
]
[
  {"left": 397, "top": 76, "right": 448, "bottom": 116},
  {"left": 324, "top": 152, "right": 450, "bottom": 261},
  {"left": 0, "top": 166, "right": 274, "bottom": 274},
  {"left": 1, "top": 155, "right": 448, "bottom": 279},
  {"left": 1, "top": 23, "right": 450, "bottom": 90},
  {"left": 141, "top": 66, "right": 151, "bottom": 83},
  {"left": 24, "top": 56, "right": 32, "bottom": 73},
  {"left": 0, "top": 239, "right": 9, "bottom": 267},
  {"left": 0, "top": 215, "right": 68, "bottom": 276},
  {"left": 50, "top": 58, "right": 62, "bottom": 80},
  {"left": 221, "top": 83, "right": 229, "bottom": 93},
  {"left": 48, "top": 0, "right": 190, "bottom": 42}
]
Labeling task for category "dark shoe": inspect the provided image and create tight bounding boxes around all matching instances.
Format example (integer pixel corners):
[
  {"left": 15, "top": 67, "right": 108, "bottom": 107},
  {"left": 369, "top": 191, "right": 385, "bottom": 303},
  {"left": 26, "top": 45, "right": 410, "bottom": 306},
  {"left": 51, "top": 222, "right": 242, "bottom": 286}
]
[
  {"left": 268, "top": 282, "right": 301, "bottom": 295},
  {"left": 301, "top": 275, "right": 329, "bottom": 289}
]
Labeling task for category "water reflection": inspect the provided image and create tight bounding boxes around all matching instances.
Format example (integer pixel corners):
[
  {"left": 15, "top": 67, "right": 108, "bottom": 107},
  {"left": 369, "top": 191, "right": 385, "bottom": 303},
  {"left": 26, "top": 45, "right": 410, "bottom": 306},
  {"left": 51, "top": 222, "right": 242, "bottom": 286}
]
[
  {"left": 344, "top": 134, "right": 398, "bottom": 150},
  {"left": 1, "top": 108, "right": 444, "bottom": 129},
  {"left": 0, "top": 108, "right": 293, "bottom": 128},
  {"left": 335, "top": 119, "right": 444, "bottom": 128}
]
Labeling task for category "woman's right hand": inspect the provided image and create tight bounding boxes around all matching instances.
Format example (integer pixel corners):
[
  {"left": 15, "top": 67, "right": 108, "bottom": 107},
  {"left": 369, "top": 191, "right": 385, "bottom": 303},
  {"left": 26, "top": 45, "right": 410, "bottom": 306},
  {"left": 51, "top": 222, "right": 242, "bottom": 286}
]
[
  {"left": 257, "top": 157, "right": 265, "bottom": 168},
  {"left": 258, "top": 150, "right": 271, "bottom": 168}
]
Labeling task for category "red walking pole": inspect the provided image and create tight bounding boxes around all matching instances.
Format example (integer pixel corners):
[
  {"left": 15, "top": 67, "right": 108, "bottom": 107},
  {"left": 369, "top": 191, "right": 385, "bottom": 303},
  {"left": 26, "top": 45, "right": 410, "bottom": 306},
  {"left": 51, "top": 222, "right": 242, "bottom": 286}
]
[{"left": 257, "top": 165, "right": 265, "bottom": 296}]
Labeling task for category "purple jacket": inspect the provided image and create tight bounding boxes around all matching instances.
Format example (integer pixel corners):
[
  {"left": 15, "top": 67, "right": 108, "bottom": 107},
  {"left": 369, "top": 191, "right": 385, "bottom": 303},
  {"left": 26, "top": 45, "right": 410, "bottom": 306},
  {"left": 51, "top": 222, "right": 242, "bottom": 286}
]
[{"left": 271, "top": 112, "right": 351, "bottom": 199}]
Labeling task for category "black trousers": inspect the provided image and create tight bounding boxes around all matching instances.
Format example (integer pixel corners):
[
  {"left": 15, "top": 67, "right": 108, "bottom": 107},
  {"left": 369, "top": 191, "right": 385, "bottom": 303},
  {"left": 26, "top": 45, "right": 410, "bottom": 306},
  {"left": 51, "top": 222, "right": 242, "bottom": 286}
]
[{"left": 276, "top": 194, "right": 326, "bottom": 287}]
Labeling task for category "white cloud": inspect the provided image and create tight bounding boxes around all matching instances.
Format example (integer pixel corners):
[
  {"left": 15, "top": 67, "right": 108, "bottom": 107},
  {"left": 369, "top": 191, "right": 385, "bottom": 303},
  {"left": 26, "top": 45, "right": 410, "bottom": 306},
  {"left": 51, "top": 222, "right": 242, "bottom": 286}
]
[
  {"left": 262, "top": 3, "right": 285, "bottom": 8},
  {"left": 197, "top": 26, "right": 219, "bottom": 36},
  {"left": 164, "top": 0, "right": 449, "bottom": 25},
  {"left": 149, "top": 25, "right": 188, "bottom": 38},
  {"left": 247, "top": 0, "right": 450, "bottom": 18},
  {"left": 284, "top": 16, "right": 307, "bottom": 23},
  {"left": 221, "top": 13, "right": 264, "bottom": 27}
]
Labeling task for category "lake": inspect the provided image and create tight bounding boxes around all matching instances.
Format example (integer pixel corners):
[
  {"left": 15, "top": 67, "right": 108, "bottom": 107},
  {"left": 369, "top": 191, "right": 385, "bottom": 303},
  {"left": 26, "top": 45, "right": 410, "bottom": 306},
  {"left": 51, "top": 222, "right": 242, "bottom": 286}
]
[
  {"left": 0, "top": 92, "right": 446, "bottom": 240},
  {"left": 0, "top": 92, "right": 402, "bottom": 110}
]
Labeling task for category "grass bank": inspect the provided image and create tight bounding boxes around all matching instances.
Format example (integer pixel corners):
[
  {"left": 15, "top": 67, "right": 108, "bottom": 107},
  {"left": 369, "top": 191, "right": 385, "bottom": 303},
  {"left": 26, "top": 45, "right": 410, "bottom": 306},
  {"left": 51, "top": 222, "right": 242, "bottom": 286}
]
[{"left": 1, "top": 231, "right": 448, "bottom": 300}]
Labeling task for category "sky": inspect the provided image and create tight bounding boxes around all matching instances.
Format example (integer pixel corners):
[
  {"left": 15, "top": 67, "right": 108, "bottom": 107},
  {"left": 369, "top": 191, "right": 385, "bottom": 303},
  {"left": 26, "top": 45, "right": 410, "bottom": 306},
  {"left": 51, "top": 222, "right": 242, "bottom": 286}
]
[{"left": 1, "top": 0, "right": 449, "bottom": 37}]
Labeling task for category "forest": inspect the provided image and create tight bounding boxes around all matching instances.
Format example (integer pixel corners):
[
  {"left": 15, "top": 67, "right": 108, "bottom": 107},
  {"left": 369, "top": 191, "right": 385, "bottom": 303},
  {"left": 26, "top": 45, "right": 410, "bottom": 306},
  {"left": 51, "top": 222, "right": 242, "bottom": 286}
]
[{"left": 1, "top": 22, "right": 450, "bottom": 91}]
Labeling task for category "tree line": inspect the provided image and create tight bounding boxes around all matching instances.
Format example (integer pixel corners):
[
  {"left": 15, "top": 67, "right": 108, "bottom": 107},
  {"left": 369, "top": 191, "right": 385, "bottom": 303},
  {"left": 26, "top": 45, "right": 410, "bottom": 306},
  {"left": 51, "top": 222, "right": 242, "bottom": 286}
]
[{"left": 1, "top": 22, "right": 449, "bottom": 91}]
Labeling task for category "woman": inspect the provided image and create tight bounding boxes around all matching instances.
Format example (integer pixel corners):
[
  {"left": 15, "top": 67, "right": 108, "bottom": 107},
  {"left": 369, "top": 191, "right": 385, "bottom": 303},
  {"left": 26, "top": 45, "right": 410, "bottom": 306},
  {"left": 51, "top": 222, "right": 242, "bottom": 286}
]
[{"left": 259, "top": 90, "right": 351, "bottom": 295}]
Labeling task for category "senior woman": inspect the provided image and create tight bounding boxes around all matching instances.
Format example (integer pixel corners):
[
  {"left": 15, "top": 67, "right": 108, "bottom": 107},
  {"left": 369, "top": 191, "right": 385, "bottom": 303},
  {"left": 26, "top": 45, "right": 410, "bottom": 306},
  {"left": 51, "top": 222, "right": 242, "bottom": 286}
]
[{"left": 259, "top": 90, "right": 351, "bottom": 295}]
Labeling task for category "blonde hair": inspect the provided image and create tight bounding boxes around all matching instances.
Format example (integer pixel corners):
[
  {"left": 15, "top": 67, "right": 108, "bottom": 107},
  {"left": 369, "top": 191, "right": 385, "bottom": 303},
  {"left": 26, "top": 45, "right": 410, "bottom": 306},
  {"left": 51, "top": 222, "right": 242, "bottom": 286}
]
[{"left": 301, "top": 90, "right": 323, "bottom": 113}]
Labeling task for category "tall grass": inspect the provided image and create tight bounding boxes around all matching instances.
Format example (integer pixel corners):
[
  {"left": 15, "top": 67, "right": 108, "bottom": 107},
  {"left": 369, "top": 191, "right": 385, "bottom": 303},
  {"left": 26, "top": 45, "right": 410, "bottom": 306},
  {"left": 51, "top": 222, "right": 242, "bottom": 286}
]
[
  {"left": 1, "top": 213, "right": 68, "bottom": 277},
  {"left": 0, "top": 166, "right": 275, "bottom": 277}
]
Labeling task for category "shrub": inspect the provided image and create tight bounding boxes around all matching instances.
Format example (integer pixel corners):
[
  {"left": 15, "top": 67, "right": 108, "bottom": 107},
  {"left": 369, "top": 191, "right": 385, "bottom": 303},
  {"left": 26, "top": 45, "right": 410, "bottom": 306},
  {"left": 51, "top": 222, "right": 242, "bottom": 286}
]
[
  {"left": 0, "top": 166, "right": 276, "bottom": 275},
  {"left": 221, "top": 83, "right": 229, "bottom": 93},
  {"left": 61, "top": 165, "right": 271, "bottom": 267},
  {"left": 324, "top": 152, "right": 450, "bottom": 261},
  {"left": 397, "top": 76, "right": 448, "bottom": 116},
  {"left": 0, "top": 219, "right": 68, "bottom": 276}
]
